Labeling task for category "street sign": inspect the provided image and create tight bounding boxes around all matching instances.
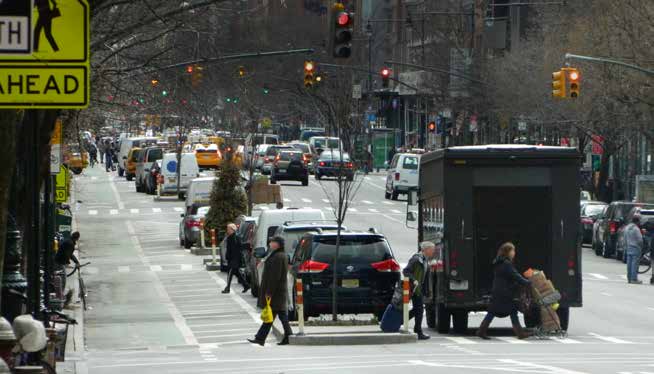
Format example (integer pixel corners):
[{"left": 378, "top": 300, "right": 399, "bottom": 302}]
[
  {"left": 261, "top": 117, "right": 272, "bottom": 128},
  {"left": 55, "top": 164, "right": 68, "bottom": 202},
  {"left": 0, "top": 0, "right": 90, "bottom": 108},
  {"left": 50, "top": 118, "right": 62, "bottom": 174},
  {"left": 352, "top": 84, "right": 361, "bottom": 99}
]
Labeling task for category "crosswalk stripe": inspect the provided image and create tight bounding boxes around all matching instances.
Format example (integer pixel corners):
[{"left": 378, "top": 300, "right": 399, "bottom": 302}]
[
  {"left": 302, "top": 198, "right": 312, "bottom": 203},
  {"left": 382, "top": 201, "right": 393, "bottom": 205},
  {"left": 496, "top": 337, "right": 529, "bottom": 344},
  {"left": 88, "top": 210, "right": 98, "bottom": 215},
  {"left": 174, "top": 207, "right": 184, "bottom": 212},
  {"left": 588, "top": 333, "right": 634, "bottom": 344},
  {"left": 180, "top": 264, "right": 193, "bottom": 271},
  {"left": 324, "top": 207, "right": 334, "bottom": 211},
  {"left": 118, "top": 266, "right": 130, "bottom": 273},
  {"left": 303, "top": 207, "right": 312, "bottom": 210},
  {"left": 130, "top": 208, "right": 139, "bottom": 214},
  {"left": 362, "top": 200, "right": 373, "bottom": 204},
  {"left": 349, "top": 208, "right": 358, "bottom": 212},
  {"left": 150, "top": 265, "right": 163, "bottom": 272},
  {"left": 588, "top": 273, "right": 608, "bottom": 280},
  {"left": 369, "top": 209, "right": 379, "bottom": 213},
  {"left": 110, "top": 209, "right": 118, "bottom": 215},
  {"left": 283, "top": 198, "right": 291, "bottom": 202},
  {"left": 444, "top": 337, "right": 477, "bottom": 345},
  {"left": 152, "top": 208, "right": 162, "bottom": 213},
  {"left": 260, "top": 206, "right": 269, "bottom": 210},
  {"left": 391, "top": 209, "right": 402, "bottom": 214},
  {"left": 322, "top": 199, "right": 330, "bottom": 203},
  {"left": 379, "top": 177, "right": 386, "bottom": 181},
  {"left": 550, "top": 337, "right": 582, "bottom": 344}
]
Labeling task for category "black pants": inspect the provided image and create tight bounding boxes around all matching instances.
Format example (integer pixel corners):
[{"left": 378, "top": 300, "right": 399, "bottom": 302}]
[
  {"left": 225, "top": 268, "right": 248, "bottom": 290},
  {"left": 255, "top": 311, "right": 293, "bottom": 342},
  {"left": 408, "top": 294, "right": 424, "bottom": 333}
]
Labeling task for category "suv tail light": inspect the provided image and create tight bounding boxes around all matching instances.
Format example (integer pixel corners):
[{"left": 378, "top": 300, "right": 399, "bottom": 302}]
[
  {"left": 580, "top": 217, "right": 593, "bottom": 225},
  {"left": 264, "top": 156, "right": 270, "bottom": 163},
  {"left": 186, "top": 219, "right": 202, "bottom": 228},
  {"left": 298, "top": 260, "right": 330, "bottom": 273},
  {"left": 345, "top": 162, "right": 353, "bottom": 168},
  {"left": 371, "top": 259, "right": 400, "bottom": 272},
  {"left": 319, "top": 161, "right": 326, "bottom": 167},
  {"left": 609, "top": 221, "right": 618, "bottom": 234},
  {"left": 395, "top": 172, "right": 400, "bottom": 181}
]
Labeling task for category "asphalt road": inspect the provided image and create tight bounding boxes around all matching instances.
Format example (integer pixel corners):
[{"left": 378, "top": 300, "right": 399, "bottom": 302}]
[{"left": 71, "top": 166, "right": 654, "bottom": 374}]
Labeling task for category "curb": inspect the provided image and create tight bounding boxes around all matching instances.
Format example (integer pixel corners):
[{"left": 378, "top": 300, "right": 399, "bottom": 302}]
[{"left": 289, "top": 332, "right": 417, "bottom": 345}]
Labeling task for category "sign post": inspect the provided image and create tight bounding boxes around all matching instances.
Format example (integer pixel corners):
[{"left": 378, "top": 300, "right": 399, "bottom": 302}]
[
  {"left": 0, "top": 0, "right": 90, "bottom": 108},
  {"left": 50, "top": 119, "right": 62, "bottom": 174}
]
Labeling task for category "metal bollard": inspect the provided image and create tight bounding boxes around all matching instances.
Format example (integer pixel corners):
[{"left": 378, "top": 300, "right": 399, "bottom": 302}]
[
  {"left": 210, "top": 229, "right": 217, "bottom": 265},
  {"left": 199, "top": 221, "right": 205, "bottom": 249},
  {"left": 402, "top": 276, "right": 410, "bottom": 334},
  {"left": 296, "top": 278, "right": 305, "bottom": 336}
]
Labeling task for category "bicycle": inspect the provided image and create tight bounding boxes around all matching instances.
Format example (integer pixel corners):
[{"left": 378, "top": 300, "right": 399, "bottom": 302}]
[
  {"left": 638, "top": 251, "right": 652, "bottom": 274},
  {"left": 67, "top": 262, "right": 91, "bottom": 310}
]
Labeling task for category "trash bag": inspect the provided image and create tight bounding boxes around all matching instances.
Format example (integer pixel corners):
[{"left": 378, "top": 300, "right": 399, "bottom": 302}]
[
  {"left": 261, "top": 297, "right": 273, "bottom": 323},
  {"left": 12, "top": 315, "right": 47, "bottom": 353}
]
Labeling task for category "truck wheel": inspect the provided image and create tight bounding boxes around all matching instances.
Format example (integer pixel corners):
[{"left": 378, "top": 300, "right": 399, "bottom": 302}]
[
  {"left": 557, "top": 307, "right": 570, "bottom": 331},
  {"left": 302, "top": 177, "right": 309, "bottom": 186},
  {"left": 452, "top": 311, "right": 469, "bottom": 334},
  {"left": 385, "top": 191, "right": 391, "bottom": 200},
  {"left": 391, "top": 190, "right": 399, "bottom": 201},
  {"left": 184, "top": 239, "right": 192, "bottom": 249},
  {"left": 436, "top": 303, "right": 451, "bottom": 334},
  {"left": 425, "top": 305, "right": 436, "bottom": 328}
]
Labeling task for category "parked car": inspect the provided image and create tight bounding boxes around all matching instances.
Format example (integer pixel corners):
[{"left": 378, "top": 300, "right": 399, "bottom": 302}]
[
  {"left": 580, "top": 201, "right": 608, "bottom": 244},
  {"left": 385, "top": 153, "right": 421, "bottom": 200},
  {"left": 125, "top": 147, "right": 142, "bottom": 181},
  {"left": 270, "top": 150, "right": 309, "bottom": 186},
  {"left": 184, "top": 177, "right": 217, "bottom": 213},
  {"left": 288, "top": 231, "right": 400, "bottom": 320},
  {"left": 160, "top": 153, "right": 200, "bottom": 199},
  {"left": 179, "top": 205, "right": 210, "bottom": 249},
  {"left": 135, "top": 146, "right": 164, "bottom": 192},
  {"left": 314, "top": 150, "right": 354, "bottom": 181},
  {"left": 63, "top": 143, "right": 89, "bottom": 174},
  {"left": 594, "top": 201, "right": 654, "bottom": 258},
  {"left": 616, "top": 207, "right": 654, "bottom": 262},
  {"left": 144, "top": 159, "right": 162, "bottom": 195},
  {"left": 262, "top": 145, "right": 295, "bottom": 175},
  {"left": 117, "top": 136, "right": 158, "bottom": 177},
  {"left": 253, "top": 144, "right": 273, "bottom": 171}
]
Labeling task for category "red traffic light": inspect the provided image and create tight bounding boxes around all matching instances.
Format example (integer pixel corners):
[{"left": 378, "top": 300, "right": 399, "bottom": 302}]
[
  {"left": 337, "top": 12, "right": 350, "bottom": 26},
  {"left": 569, "top": 71, "right": 579, "bottom": 81},
  {"left": 186, "top": 65, "right": 194, "bottom": 73},
  {"left": 381, "top": 68, "right": 391, "bottom": 77},
  {"left": 304, "top": 61, "right": 315, "bottom": 72},
  {"left": 428, "top": 122, "right": 436, "bottom": 131}
]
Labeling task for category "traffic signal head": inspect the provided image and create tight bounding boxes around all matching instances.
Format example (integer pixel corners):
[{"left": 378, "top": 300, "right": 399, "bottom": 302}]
[
  {"left": 381, "top": 67, "right": 391, "bottom": 88},
  {"left": 263, "top": 84, "right": 270, "bottom": 94},
  {"left": 162, "top": 90, "right": 169, "bottom": 97},
  {"left": 315, "top": 74, "right": 323, "bottom": 83},
  {"left": 191, "top": 64, "right": 203, "bottom": 87},
  {"left": 428, "top": 122, "right": 436, "bottom": 133},
  {"left": 186, "top": 65, "right": 194, "bottom": 74},
  {"left": 551, "top": 70, "right": 566, "bottom": 98},
  {"left": 331, "top": 3, "right": 353, "bottom": 58},
  {"left": 238, "top": 66, "right": 246, "bottom": 78},
  {"left": 568, "top": 68, "right": 580, "bottom": 98},
  {"left": 151, "top": 79, "right": 159, "bottom": 87},
  {"left": 304, "top": 60, "right": 315, "bottom": 88}
]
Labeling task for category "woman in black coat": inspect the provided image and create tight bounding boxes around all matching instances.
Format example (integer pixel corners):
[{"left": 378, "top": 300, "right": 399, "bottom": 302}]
[
  {"left": 221, "top": 223, "right": 249, "bottom": 294},
  {"left": 476, "top": 242, "right": 531, "bottom": 340}
]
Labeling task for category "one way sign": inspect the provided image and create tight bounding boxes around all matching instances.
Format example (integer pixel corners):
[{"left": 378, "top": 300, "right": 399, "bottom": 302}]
[{"left": 0, "top": 0, "right": 32, "bottom": 54}]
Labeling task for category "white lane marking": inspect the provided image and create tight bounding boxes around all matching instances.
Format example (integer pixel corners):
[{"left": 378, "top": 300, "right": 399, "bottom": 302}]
[
  {"left": 110, "top": 209, "right": 119, "bottom": 215},
  {"left": 109, "top": 177, "right": 125, "bottom": 209},
  {"left": 498, "top": 359, "right": 588, "bottom": 374},
  {"left": 349, "top": 208, "right": 358, "bottom": 212},
  {"left": 588, "top": 273, "right": 608, "bottom": 280},
  {"left": 180, "top": 264, "right": 193, "bottom": 271},
  {"left": 152, "top": 208, "right": 162, "bottom": 213},
  {"left": 130, "top": 208, "right": 139, "bottom": 214},
  {"left": 91, "top": 176, "right": 98, "bottom": 180},
  {"left": 495, "top": 337, "right": 529, "bottom": 344},
  {"left": 118, "top": 266, "right": 130, "bottom": 273},
  {"left": 588, "top": 333, "right": 634, "bottom": 344},
  {"left": 260, "top": 206, "right": 270, "bottom": 210},
  {"left": 322, "top": 199, "right": 330, "bottom": 203},
  {"left": 174, "top": 207, "right": 184, "bottom": 212},
  {"left": 361, "top": 200, "right": 373, "bottom": 204},
  {"left": 648, "top": 307, "right": 654, "bottom": 312},
  {"left": 382, "top": 201, "right": 394, "bottom": 205},
  {"left": 301, "top": 198, "right": 312, "bottom": 203},
  {"left": 551, "top": 337, "right": 582, "bottom": 344},
  {"left": 324, "top": 207, "right": 334, "bottom": 211},
  {"left": 601, "top": 292, "right": 612, "bottom": 297},
  {"left": 126, "top": 221, "right": 197, "bottom": 346},
  {"left": 363, "top": 180, "right": 386, "bottom": 191},
  {"left": 207, "top": 271, "right": 261, "bottom": 324},
  {"left": 444, "top": 337, "right": 477, "bottom": 345},
  {"left": 369, "top": 209, "right": 379, "bottom": 213},
  {"left": 88, "top": 210, "right": 98, "bottom": 215},
  {"left": 283, "top": 198, "right": 291, "bottom": 202},
  {"left": 150, "top": 265, "right": 163, "bottom": 272},
  {"left": 391, "top": 209, "right": 402, "bottom": 214}
]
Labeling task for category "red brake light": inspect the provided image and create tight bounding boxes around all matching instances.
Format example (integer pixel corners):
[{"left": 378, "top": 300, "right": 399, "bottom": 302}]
[
  {"left": 319, "top": 161, "right": 326, "bottom": 167},
  {"left": 371, "top": 259, "right": 400, "bottom": 272},
  {"left": 345, "top": 162, "right": 353, "bottom": 168},
  {"left": 264, "top": 156, "right": 270, "bottom": 163},
  {"left": 298, "top": 260, "right": 330, "bottom": 273},
  {"left": 186, "top": 219, "right": 202, "bottom": 228},
  {"left": 609, "top": 221, "right": 618, "bottom": 234},
  {"left": 580, "top": 218, "right": 593, "bottom": 225},
  {"left": 395, "top": 172, "right": 400, "bottom": 181}
]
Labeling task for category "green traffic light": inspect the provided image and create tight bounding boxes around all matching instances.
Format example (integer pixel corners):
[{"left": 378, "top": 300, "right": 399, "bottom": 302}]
[
  {"left": 138, "top": 98, "right": 145, "bottom": 104},
  {"left": 226, "top": 97, "right": 232, "bottom": 103},
  {"left": 233, "top": 97, "right": 239, "bottom": 103},
  {"left": 162, "top": 90, "right": 168, "bottom": 96},
  {"left": 263, "top": 88, "right": 270, "bottom": 94}
]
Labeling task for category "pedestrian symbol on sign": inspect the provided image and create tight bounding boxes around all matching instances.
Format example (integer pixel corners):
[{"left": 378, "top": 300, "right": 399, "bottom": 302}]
[{"left": 34, "top": 0, "right": 60, "bottom": 52}]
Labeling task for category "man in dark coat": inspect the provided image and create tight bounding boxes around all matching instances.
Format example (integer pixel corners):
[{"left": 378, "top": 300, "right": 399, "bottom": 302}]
[
  {"left": 477, "top": 242, "right": 531, "bottom": 340},
  {"left": 248, "top": 236, "right": 293, "bottom": 346},
  {"left": 222, "top": 223, "right": 249, "bottom": 294},
  {"left": 403, "top": 240, "right": 438, "bottom": 340}
]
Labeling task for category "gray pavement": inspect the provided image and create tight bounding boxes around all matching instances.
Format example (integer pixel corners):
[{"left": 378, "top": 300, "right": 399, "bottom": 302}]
[{"left": 67, "top": 166, "right": 654, "bottom": 374}]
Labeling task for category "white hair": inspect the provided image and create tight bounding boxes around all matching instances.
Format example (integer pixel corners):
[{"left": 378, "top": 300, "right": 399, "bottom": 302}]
[{"left": 419, "top": 241, "right": 436, "bottom": 251}]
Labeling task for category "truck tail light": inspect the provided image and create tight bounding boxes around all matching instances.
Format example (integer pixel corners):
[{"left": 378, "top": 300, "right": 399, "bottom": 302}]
[
  {"left": 609, "top": 221, "right": 618, "bottom": 234},
  {"left": 298, "top": 260, "right": 329, "bottom": 273},
  {"left": 371, "top": 259, "right": 400, "bottom": 272},
  {"left": 395, "top": 172, "right": 400, "bottom": 181}
]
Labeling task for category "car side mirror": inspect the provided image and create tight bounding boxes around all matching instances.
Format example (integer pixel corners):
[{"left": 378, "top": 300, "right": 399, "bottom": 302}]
[
  {"left": 254, "top": 247, "right": 267, "bottom": 258},
  {"left": 407, "top": 190, "right": 418, "bottom": 206},
  {"left": 407, "top": 211, "right": 418, "bottom": 222},
  {"left": 180, "top": 213, "right": 184, "bottom": 218}
]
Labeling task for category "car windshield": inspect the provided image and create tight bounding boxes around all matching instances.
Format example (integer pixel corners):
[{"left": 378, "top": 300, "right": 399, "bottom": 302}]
[
  {"left": 320, "top": 152, "right": 349, "bottom": 161},
  {"left": 402, "top": 156, "right": 419, "bottom": 170},
  {"left": 280, "top": 151, "right": 302, "bottom": 161},
  {"left": 584, "top": 204, "right": 606, "bottom": 217},
  {"left": 311, "top": 236, "right": 392, "bottom": 264},
  {"left": 148, "top": 148, "right": 163, "bottom": 160},
  {"left": 290, "top": 143, "right": 310, "bottom": 153}
]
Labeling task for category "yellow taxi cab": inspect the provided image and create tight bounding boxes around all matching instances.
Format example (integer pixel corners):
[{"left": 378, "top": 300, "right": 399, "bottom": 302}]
[
  {"left": 63, "top": 143, "right": 89, "bottom": 174},
  {"left": 194, "top": 144, "right": 222, "bottom": 169},
  {"left": 125, "top": 147, "right": 142, "bottom": 181}
]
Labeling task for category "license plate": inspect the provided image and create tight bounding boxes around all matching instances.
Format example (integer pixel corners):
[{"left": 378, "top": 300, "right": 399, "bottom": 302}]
[
  {"left": 279, "top": 169, "right": 286, "bottom": 173},
  {"left": 168, "top": 177, "right": 176, "bottom": 182},
  {"left": 449, "top": 280, "right": 468, "bottom": 291},
  {"left": 341, "top": 279, "right": 359, "bottom": 288}
]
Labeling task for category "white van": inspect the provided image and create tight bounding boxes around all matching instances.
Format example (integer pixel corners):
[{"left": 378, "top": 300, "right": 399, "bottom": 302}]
[
  {"left": 309, "top": 136, "right": 343, "bottom": 152},
  {"left": 160, "top": 153, "right": 200, "bottom": 199},
  {"left": 184, "top": 176, "right": 217, "bottom": 212},
  {"left": 118, "top": 136, "right": 158, "bottom": 177},
  {"left": 252, "top": 208, "right": 326, "bottom": 252},
  {"left": 385, "top": 153, "right": 421, "bottom": 200}
]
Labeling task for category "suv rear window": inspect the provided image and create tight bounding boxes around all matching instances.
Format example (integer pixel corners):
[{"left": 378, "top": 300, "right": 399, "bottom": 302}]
[
  {"left": 280, "top": 151, "right": 302, "bottom": 161},
  {"left": 290, "top": 144, "right": 310, "bottom": 153},
  {"left": 402, "top": 156, "right": 418, "bottom": 170},
  {"left": 311, "top": 236, "right": 392, "bottom": 264}
]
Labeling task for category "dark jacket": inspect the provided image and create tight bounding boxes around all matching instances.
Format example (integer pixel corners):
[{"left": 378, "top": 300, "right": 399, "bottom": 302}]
[
  {"left": 225, "top": 233, "right": 242, "bottom": 269},
  {"left": 402, "top": 252, "right": 429, "bottom": 298},
  {"left": 488, "top": 256, "right": 530, "bottom": 317},
  {"left": 257, "top": 248, "right": 288, "bottom": 312},
  {"left": 55, "top": 239, "right": 79, "bottom": 266}
]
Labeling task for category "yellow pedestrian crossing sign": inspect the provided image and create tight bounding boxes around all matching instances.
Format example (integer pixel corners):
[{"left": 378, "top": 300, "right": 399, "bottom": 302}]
[{"left": 0, "top": 0, "right": 89, "bottom": 108}]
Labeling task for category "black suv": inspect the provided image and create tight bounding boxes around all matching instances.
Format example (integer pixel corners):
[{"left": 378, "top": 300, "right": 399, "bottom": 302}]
[
  {"left": 270, "top": 150, "right": 309, "bottom": 186},
  {"left": 595, "top": 201, "right": 654, "bottom": 258},
  {"left": 289, "top": 231, "right": 400, "bottom": 320}
]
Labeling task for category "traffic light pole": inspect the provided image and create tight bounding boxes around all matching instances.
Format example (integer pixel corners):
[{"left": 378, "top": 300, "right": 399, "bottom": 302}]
[{"left": 565, "top": 53, "right": 654, "bottom": 76}]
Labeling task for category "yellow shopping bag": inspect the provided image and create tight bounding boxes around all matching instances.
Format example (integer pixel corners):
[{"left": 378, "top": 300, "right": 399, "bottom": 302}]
[{"left": 261, "top": 296, "right": 273, "bottom": 323}]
